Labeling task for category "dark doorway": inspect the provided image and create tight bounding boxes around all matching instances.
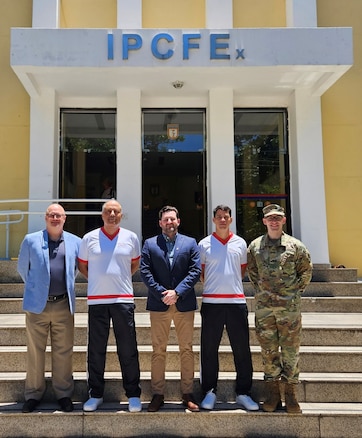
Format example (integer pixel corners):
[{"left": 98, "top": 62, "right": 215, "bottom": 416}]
[{"left": 142, "top": 109, "right": 206, "bottom": 242}]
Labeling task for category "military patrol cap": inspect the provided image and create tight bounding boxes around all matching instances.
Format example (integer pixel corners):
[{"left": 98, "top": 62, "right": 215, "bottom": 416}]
[{"left": 263, "top": 204, "right": 285, "bottom": 217}]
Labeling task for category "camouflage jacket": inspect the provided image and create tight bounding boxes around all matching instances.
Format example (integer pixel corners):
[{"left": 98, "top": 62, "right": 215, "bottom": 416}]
[{"left": 247, "top": 232, "right": 312, "bottom": 303}]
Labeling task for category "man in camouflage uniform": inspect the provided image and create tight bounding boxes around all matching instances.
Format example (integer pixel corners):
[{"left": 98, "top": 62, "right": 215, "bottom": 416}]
[{"left": 247, "top": 204, "right": 312, "bottom": 414}]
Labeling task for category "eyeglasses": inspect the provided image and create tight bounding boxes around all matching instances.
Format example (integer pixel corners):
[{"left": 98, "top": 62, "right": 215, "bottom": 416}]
[{"left": 46, "top": 213, "right": 65, "bottom": 219}]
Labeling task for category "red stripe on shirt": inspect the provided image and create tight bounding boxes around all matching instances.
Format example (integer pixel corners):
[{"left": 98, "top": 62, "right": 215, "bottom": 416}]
[
  {"left": 88, "top": 294, "right": 133, "bottom": 300},
  {"left": 101, "top": 227, "right": 120, "bottom": 240},
  {"left": 212, "top": 232, "right": 233, "bottom": 245},
  {"left": 202, "top": 293, "right": 245, "bottom": 299}
]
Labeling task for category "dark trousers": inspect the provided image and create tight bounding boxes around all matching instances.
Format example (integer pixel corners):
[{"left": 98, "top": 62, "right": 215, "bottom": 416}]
[
  {"left": 87, "top": 303, "right": 141, "bottom": 399},
  {"left": 200, "top": 303, "right": 253, "bottom": 395}
]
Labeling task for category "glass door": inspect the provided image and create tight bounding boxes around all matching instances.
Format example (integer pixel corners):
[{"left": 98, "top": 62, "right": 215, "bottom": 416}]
[
  {"left": 142, "top": 109, "right": 206, "bottom": 242},
  {"left": 234, "top": 109, "right": 290, "bottom": 243},
  {"left": 59, "top": 109, "right": 116, "bottom": 236}
]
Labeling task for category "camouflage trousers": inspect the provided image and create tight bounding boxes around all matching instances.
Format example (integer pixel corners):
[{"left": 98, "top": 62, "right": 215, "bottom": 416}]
[{"left": 255, "top": 304, "right": 302, "bottom": 384}]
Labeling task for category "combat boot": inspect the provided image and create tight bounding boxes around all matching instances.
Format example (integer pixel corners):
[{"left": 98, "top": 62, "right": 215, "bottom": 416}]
[
  {"left": 284, "top": 383, "right": 302, "bottom": 413},
  {"left": 262, "top": 380, "right": 282, "bottom": 412}
]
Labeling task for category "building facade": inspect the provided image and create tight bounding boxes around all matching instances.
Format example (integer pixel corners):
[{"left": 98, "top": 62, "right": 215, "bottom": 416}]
[{"left": 1, "top": 0, "right": 361, "bottom": 274}]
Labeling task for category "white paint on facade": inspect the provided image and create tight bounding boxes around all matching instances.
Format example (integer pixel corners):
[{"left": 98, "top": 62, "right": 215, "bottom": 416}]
[
  {"left": 32, "top": 0, "right": 60, "bottom": 28},
  {"left": 206, "top": 0, "right": 233, "bottom": 29},
  {"left": 286, "top": 0, "right": 317, "bottom": 28},
  {"left": 117, "top": 0, "right": 142, "bottom": 29}
]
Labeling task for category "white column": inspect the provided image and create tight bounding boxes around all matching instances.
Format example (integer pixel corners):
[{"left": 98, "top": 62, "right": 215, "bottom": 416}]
[
  {"left": 208, "top": 89, "right": 236, "bottom": 233},
  {"left": 288, "top": 89, "right": 329, "bottom": 265},
  {"left": 286, "top": 0, "right": 317, "bottom": 27},
  {"left": 117, "top": 0, "right": 142, "bottom": 29},
  {"left": 206, "top": 0, "right": 233, "bottom": 29},
  {"left": 28, "top": 90, "right": 58, "bottom": 232},
  {"left": 32, "top": 0, "right": 59, "bottom": 28},
  {"left": 116, "top": 89, "right": 142, "bottom": 238}
]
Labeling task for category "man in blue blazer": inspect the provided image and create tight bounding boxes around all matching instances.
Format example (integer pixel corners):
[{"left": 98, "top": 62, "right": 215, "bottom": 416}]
[
  {"left": 140, "top": 205, "right": 201, "bottom": 412},
  {"left": 17, "top": 203, "right": 80, "bottom": 413}
]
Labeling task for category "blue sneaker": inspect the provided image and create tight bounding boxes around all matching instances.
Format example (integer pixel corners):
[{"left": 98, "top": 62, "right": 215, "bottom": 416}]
[
  {"left": 200, "top": 390, "right": 216, "bottom": 410},
  {"left": 128, "top": 397, "right": 142, "bottom": 412},
  {"left": 236, "top": 394, "right": 259, "bottom": 411},
  {"left": 83, "top": 397, "right": 103, "bottom": 412}
]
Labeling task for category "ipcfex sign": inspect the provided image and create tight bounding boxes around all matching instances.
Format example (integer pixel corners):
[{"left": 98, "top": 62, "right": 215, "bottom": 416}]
[
  {"left": 10, "top": 27, "right": 353, "bottom": 70},
  {"left": 107, "top": 32, "right": 245, "bottom": 61}
]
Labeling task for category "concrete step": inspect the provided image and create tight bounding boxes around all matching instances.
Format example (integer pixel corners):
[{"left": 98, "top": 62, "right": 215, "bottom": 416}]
[
  {"left": 3, "top": 280, "right": 362, "bottom": 300},
  {"left": 1, "top": 344, "right": 361, "bottom": 373},
  {"left": 0, "top": 312, "right": 361, "bottom": 347},
  {"left": 1, "top": 371, "right": 362, "bottom": 404},
  {"left": 1, "top": 262, "right": 361, "bottom": 438},
  {"left": 1, "top": 259, "right": 359, "bottom": 283},
  {"left": 2, "top": 295, "right": 362, "bottom": 314},
  {"left": 0, "top": 400, "right": 361, "bottom": 438}
]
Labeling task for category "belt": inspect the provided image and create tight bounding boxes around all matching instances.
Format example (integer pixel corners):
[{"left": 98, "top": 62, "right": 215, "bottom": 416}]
[{"left": 47, "top": 293, "right": 68, "bottom": 302}]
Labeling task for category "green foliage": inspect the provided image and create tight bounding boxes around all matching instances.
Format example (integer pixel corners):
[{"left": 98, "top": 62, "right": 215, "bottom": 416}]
[{"left": 65, "top": 137, "right": 116, "bottom": 152}]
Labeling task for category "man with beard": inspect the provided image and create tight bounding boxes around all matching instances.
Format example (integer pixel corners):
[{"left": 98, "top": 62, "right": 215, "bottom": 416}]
[{"left": 140, "top": 205, "right": 201, "bottom": 412}]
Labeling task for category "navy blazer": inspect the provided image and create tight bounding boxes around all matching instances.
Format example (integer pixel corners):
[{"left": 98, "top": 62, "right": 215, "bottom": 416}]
[{"left": 140, "top": 233, "right": 201, "bottom": 312}]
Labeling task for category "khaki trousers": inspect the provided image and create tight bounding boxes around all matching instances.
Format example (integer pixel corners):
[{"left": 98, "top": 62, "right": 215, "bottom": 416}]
[
  {"left": 25, "top": 298, "right": 74, "bottom": 401},
  {"left": 150, "top": 305, "right": 195, "bottom": 395}
]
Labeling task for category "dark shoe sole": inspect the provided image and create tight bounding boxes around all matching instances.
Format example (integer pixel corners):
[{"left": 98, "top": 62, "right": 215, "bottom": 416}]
[
  {"left": 147, "top": 397, "right": 164, "bottom": 412},
  {"left": 22, "top": 399, "right": 40, "bottom": 413},
  {"left": 58, "top": 397, "right": 74, "bottom": 412}
]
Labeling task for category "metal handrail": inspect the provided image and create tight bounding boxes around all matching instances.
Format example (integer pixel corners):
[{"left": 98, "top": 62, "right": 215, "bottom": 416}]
[
  {"left": 0, "top": 199, "right": 106, "bottom": 215},
  {"left": 0, "top": 210, "right": 24, "bottom": 259},
  {"left": 0, "top": 199, "right": 108, "bottom": 259}
]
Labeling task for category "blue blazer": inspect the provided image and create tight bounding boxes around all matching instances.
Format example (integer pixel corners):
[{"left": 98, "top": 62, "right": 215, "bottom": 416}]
[
  {"left": 140, "top": 233, "right": 201, "bottom": 312},
  {"left": 17, "top": 230, "right": 81, "bottom": 314}
]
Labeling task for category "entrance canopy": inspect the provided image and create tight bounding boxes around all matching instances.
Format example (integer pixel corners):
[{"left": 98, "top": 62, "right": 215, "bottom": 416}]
[{"left": 11, "top": 27, "right": 353, "bottom": 99}]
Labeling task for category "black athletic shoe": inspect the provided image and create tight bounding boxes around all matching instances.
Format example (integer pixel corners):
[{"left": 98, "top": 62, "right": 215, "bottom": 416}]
[
  {"left": 58, "top": 397, "right": 74, "bottom": 412},
  {"left": 22, "top": 399, "right": 40, "bottom": 413}
]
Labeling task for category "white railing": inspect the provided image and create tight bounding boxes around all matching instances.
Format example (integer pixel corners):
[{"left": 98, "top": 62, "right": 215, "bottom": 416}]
[
  {"left": 0, "top": 199, "right": 106, "bottom": 259},
  {"left": 0, "top": 210, "right": 24, "bottom": 259},
  {"left": 0, "top": 199, "right": 106, "bottom": 215}
]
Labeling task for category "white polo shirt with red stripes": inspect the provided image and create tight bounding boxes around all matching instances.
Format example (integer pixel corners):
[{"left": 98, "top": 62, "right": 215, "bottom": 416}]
[
  {"left": 199, "top": 232, "right": 247, "bottom": 304},
  {"left": 78, "top": 227, "right": 140, "bottom": 305}
]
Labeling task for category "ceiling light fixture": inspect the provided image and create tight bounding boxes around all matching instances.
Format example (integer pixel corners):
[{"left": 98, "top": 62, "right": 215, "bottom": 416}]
[{"left": 172, "top": 80, "right": 184, "bottom": 89}]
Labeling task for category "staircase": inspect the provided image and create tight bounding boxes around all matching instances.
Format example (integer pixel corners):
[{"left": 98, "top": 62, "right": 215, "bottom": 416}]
[{"left": 0, "top": 261, "right": 361, "bottom": 438}]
